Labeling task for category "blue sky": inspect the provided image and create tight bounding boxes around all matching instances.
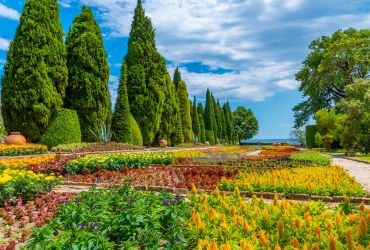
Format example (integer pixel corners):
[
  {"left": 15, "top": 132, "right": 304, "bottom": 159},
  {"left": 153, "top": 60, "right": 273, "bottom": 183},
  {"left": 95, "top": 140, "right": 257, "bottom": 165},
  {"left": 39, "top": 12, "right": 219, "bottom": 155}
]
[{"left": 0, "top": 0, "right": 369, "bottom": 139}]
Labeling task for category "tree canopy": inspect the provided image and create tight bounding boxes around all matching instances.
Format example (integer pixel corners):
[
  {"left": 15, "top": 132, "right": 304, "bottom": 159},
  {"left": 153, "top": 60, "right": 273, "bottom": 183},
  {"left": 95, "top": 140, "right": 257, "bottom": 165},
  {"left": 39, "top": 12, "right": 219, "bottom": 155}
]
[{"left": 233, "top": 106, "right": 258, "bottom": 143}]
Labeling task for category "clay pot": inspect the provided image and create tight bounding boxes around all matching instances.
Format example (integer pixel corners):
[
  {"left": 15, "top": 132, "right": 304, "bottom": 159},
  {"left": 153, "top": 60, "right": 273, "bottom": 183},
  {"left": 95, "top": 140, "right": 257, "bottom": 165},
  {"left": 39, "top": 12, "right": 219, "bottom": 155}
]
[
  {"left": 5, "top": 132, "right": 27, "bottom": 145},
  {"left": 159, "top": 138, "right": 167, "bottom": 148}
]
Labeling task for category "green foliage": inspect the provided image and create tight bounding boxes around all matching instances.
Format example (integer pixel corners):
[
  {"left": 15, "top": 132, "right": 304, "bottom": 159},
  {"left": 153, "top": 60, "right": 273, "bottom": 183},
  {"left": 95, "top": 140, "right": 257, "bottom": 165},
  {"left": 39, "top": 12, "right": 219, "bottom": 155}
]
[
  {"left": 305, "top": 125, "right": 318, "bottom": 148},
  {"left": 290, "top": 151, "right": 332, "bottom": 166},
  {"left": 216, "top": 99, "right": 226, "bottom": 142},
  {"left": 173, "top": 66, "right": 181, "bottom": 89},
  {"left": 125, "top": 1, "right": 169, "bottom": 145},
  {"left": 129, "top": 115, "right": 143, "bottom": 146},
  {"left": 26, "top": 185, "right": 191, "bottom": 249},
  {"left": 66, "top": 152, "right": 173, "bottom": 174},
  {"left": 64, "top": 6, "right": 111, "bottom": 141},
  {"left": 314, "top": 132, "right": 323, "bottom": 148},
  {"left": 293, "top": 28, "right": 370, "bottom": 128},
  {"left": 205, "top": 130, "right": 215, "bottom": 145},
  {"left": 315, "top": 108, "right": 342, "bottom": 150},
  {"left": 233, "top": 106, "right": 259, "bottom": 143},
  {"left": 1, "top": 0, "right": 68, "bottom": 142},
  {"left": 177, "top": 81, "right": 192, "bottom": 142},
  {"left": 0, "top": 123, "right": 6, "bottom": 143},
  {"left": 40, "top": 109, "right": 81, "bottom": 149},
  {"left": 204, "top": 90, "right": 216, "bottom": 137},
  {"left": 89, "top": 124, "right": 113, "bottom": 143},
  {"left": 192, "top": 96, "right": 200, "bottom": 138},
  {"left": 337, "top": 79, "right": 370, "bottom": 151},
  {"left": 289, "top": 129, "right": 305, "bottom": 145},
  {"left": 223, "top": 102, "right": 234, "bottom": 144},
  {"left": 171, "top": 110, "right": 184, "bottom": 146},
  {"left": 112, "top": 64, "right": 132, "bottom": 144}
]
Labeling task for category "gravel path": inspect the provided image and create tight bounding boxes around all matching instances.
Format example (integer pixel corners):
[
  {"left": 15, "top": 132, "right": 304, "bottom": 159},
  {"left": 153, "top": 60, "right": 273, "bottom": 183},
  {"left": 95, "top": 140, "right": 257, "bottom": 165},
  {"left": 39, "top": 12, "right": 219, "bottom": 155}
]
[{"left": 333, "top": 156, "right": 370, "bottom": 194}]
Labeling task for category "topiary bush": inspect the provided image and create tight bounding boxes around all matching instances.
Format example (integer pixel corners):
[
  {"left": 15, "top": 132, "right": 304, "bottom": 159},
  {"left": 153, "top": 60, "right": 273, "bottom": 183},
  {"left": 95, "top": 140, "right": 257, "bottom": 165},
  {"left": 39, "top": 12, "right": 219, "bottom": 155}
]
[
  {"left": 130, "top": 115, "right": 143, "bottom": 146},
  {"left": 205, "top": 130, "right": 215, "bottom": 145},
  {"left": 40, "top": 109, "right": 81, "bottom": 149},
  {"left": 305, "top": 125, "right": 318, "bottom": 148}
]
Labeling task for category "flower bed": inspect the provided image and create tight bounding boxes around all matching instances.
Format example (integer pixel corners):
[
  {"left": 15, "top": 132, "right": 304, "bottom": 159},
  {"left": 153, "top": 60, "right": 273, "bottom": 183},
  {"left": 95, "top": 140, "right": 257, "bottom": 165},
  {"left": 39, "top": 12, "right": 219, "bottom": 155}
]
[
  {"left": 25, "top": 186, "right": 191, "bottom": 249},
  {"left": 0, "top": 144, "right": 48, "bottom": 156},
  {"left": 290, "top": 151, "right": 332, "bottom": 166},
  {"left": 65, "top": 166, "right": 238, "bottom": 190},
  {"left": 0, "top": 155, "right": 55, "bottom": 169},
  {"left": 66, "top": 152, "right": 173, "bottom": 174},
  {"left": 189, "top": 190, "right": 369, "bottom": 249},
  {"left": 0, "top": 192, "right": 74, "bottom": 249},
  {"left": 0, "top": 168, "right": 61, "bottom": 204},
  {"left": 51, "top": 142, "right": 143, "bottom": 153},
  {"left": 173, "top": 146, "right": 254, "bottom": 159},
  {"left": 219, "top": 166, "right": 368, "bottom": 197},
  {"left": 28, "top": 155, "right": 79, "bottom": 176}
]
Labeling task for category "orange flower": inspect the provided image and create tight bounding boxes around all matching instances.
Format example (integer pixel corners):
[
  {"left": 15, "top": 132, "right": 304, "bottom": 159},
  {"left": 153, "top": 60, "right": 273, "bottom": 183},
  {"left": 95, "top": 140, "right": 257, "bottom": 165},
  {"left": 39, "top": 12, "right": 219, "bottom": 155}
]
[
  {"left": 259, "top": 229, "right": 268, "bottom": 246},
  {"left": 329, "top": 235, "right": 337, "bottom": 250}
]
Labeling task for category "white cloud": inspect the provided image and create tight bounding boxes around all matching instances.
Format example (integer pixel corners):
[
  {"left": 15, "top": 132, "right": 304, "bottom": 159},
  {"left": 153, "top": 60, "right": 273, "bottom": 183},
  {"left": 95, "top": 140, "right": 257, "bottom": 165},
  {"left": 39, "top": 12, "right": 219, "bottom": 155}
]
[
  {"left": 59, "top": 0, "right": 74, "bottom": 8},
  {"left": 0, "top": 3, "right": 20, "bottom": 20},
  {"left": 0, "top": 37, "right": 10, "bottom": 51},
  {"left": 109, "top": 75, "right": 119, "bottom": 107}
]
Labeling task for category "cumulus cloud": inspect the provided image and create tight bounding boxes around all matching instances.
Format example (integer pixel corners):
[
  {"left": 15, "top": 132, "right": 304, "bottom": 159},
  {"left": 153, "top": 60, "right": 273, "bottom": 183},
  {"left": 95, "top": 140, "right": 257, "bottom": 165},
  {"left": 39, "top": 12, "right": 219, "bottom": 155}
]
[
  {"left": 0, "top": 3, "right": 20, "bottom": 20},
  {"left": 59, "top": 0, "right": 74, "bottom": 8},
  {"left": 69, "top": 0, "right": 370, "bottom": 101},
  {"left": 0, "top": 37, "right": 10, "bottom": 51}
]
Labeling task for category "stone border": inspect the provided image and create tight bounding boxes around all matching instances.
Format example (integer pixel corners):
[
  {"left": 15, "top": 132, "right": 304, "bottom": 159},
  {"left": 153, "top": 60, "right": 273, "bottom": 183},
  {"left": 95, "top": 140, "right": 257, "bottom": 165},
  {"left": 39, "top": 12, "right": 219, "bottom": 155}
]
[{"left": 60, "top": 181, "right": 370, "bottom": 204}]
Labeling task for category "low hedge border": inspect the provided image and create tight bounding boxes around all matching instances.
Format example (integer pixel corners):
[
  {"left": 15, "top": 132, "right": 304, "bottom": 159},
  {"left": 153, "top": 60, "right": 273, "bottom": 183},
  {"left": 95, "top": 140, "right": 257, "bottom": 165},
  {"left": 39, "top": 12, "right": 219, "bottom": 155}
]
[{"left": 61, "top": 181, "right": 370, "bottom": 204}]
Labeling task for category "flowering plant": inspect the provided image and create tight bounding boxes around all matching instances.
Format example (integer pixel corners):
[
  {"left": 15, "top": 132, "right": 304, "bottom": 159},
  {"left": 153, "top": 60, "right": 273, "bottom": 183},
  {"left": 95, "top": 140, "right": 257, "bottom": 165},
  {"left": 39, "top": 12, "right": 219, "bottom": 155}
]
[
  {"left": 0, "top": 155, "right": 55, "bottom": 168},
  {"left": 0, "top": 144, "right": 48, "bottom": 156}
]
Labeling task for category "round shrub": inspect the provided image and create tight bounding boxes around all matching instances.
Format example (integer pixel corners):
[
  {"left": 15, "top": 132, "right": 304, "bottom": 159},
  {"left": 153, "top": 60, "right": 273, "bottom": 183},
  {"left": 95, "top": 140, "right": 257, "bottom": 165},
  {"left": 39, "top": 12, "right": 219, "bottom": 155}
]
[
  {"left": 40, "top": 109, "right": 81, "bottom": 149},
  {"left": 130, "top": 115, "right": 143, "bottom": 146}
]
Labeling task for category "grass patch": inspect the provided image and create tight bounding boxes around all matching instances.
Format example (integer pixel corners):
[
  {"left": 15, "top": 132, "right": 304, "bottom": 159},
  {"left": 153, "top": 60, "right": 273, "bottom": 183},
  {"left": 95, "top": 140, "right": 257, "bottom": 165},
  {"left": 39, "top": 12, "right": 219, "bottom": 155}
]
[{"left": 290, "top": 151, "right": 332, "bottom": 166}]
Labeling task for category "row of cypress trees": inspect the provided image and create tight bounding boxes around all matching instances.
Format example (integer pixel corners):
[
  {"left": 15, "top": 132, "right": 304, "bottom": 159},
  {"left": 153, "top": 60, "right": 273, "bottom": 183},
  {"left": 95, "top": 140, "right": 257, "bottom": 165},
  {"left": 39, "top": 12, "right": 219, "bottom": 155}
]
[{"left": 1, "top": 0, "right": 237, "bottom": 146}]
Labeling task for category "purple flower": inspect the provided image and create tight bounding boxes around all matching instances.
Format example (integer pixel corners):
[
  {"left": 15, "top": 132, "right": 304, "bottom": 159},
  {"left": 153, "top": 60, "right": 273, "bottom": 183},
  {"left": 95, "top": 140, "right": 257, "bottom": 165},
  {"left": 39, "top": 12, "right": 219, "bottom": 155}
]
[
  {"left": 163, "top": 199, "right": 171, "bottom": 205},
  {"left": 77, "top": 223, "right": 88, "bottom": 229}
]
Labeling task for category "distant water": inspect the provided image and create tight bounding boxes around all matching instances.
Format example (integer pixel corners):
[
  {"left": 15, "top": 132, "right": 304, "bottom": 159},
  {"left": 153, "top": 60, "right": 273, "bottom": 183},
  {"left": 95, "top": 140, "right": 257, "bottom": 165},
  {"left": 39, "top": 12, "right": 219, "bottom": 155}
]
[{"left": 242, "top": 138, "right": 300, "bottom": 145}]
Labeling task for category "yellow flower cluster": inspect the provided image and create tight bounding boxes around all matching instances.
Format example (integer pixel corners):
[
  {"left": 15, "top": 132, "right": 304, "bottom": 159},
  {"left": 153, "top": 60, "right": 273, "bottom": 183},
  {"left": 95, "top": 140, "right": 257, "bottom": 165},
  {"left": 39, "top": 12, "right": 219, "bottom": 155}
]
[
  {"left": 220, "top": 166, "right": 368, "bottom": 197},
  {"left": 0, "top": 155, "right": 55, "bottom": 168},
  {"left": 0, "top": 168, "right": 58, "bottom": 185},
  {"left": 0, "top": 144, "right": 47, "bottom": 150},
  {"left": 173, "top": 146, "right": 253, "bottom": 158},
  {"left": 190, "top": 189, "right": 369, "bottom": 249}
]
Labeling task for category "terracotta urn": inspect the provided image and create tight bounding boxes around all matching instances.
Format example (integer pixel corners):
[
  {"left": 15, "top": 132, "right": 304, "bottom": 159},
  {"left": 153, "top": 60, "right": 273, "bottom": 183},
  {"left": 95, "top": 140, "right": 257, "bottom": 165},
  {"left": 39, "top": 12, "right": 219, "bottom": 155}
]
[
  {"left": 5, "top": 132, "right": 27, "bottom": 145},
  {"left": 159, "top": 138, "right": 167, "bottom": 148}
]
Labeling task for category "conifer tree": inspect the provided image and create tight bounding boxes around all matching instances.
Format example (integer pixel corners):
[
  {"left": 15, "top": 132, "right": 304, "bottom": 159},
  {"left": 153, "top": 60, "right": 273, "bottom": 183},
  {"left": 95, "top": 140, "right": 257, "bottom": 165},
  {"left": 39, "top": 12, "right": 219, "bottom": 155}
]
[
  {"left": 65, "top": 6, "right": 111, "bottom": 141},
  {"left": 177, "top": 81, "right": 192, "bottom": 142},
  {"left": 173, "top": 66, "right": 181, "bottom": 89},
  {"left": 197, "top": 103, "right": 206, "bottom": 142},
  {"left": 217, "top": 99, "right": 226, "bottom": 143},
  {"left": 192, "top": 96, "right": 200, "bottom": 138},
  {"left": 112, "top": 64, "right": 132, "bottom": 143},
  {"left": 211, "top": 93, "right": 219, "bottom": 142},
  {"left": 171, "top": 112, "right": 184, "bottom": 145},
  {"left": 223, "top": 101, "right": 234, "bottom": 144},
  {"left": 1, "top": 0, "right": 68, "bottom": 141},
  {"left": 125, "top": 0, "right": 168, "bottom": 145},
  {"left": 204, "top": 89, "right": 217, "bottom": 144}
]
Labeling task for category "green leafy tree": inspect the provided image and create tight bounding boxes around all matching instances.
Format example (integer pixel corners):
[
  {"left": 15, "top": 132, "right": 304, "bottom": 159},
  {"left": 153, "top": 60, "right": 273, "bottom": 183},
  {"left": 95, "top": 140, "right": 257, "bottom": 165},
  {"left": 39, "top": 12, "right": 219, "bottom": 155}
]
[
  {"left": 1, "top": 0, "right": 68, "bottom": 141},
  {"left": 125, "top": 0, "right": 169, "bottom": 145},
  {"left": 112, "top": 64, "right": 133, "bottom": 144},
  {"left": 64, "top": 6, "right": 111, "bottom": 141},
  {"left": 314, "top": 132, "right": 323, "bottom": 148},
  {"left": 293, "top": 28, "right": 370, "bottom": 128},
  {"left": 197, "top": 103, "right": 206, "bottom": 143},
  {"left": 315, "top": 108, "right": 342, "bottom": 150},
  {"left": 173, "top": 66, "right": 181, "bottom": 89},
  {"left": 204, "top": 89, "right": 216, "bottom": 144},
  {"left": 192, "top": 96, "right": 200, "bottom": 138},
  {"left": 223, "top": 101, "right": 234, "bottom": 144},
  {"left": 233, "top": 106, "right": 259, "bottom": 144},
  {"left": 337, "top": 79, "right": 370, "bottom": 152},
  {"left": 177, "top": 81, "right": 192, "bottom": 142},
  {"left": 290, "top": 129, "right": 305, "bottom": 146}
]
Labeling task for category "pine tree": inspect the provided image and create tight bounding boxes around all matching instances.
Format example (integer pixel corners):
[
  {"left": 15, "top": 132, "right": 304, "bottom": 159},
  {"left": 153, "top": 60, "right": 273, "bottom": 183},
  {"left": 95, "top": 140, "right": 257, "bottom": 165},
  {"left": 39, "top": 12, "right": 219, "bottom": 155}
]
[
  {"left": 211, "top": 93, "right": 219, "bottom": 142},
  {"left": 173, "top": 66, "right": 181, "bottom": 89},
  {"left": 171, "top": 112, "right": 184, "bottom": 145},
  {"left": 204, "top": 89, "right": 217, "bottom": 144},
  {"left": 197, "top": 103, "right": 206, "bottom": 143},
  {"left": 1, "top": 0, "right": 68, "bottom": 141},
  {"left": 223, "top": 101, "right": 234, "bottom": 144},
  {"left": 125, "top": 0, "right": 168, "bottom": 145},
  {"left": 64, "top": 6, "right": 111, "bottom": 141},
  {"left": 111, "top": 63, "right": 132, "bottom": 143},
  {"left": 177, "top": 81, "right": 192, "bottom": 142},
  {"left": 217, "top": 99, "right": 226, "bottom": 143},
  {"left": 192, "top": 96, "right": 200, "bottom": 138}
]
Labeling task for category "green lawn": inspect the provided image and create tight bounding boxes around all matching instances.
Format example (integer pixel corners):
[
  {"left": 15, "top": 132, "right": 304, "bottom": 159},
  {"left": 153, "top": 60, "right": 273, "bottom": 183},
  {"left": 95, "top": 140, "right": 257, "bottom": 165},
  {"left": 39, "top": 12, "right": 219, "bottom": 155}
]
[{"left": 352, "top": 155, "right": 370, "bottom": 162}]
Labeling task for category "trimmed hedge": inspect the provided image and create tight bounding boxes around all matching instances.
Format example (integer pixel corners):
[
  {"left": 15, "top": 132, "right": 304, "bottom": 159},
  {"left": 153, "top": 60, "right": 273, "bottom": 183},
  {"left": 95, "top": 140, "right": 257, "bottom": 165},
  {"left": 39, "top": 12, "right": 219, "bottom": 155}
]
[
  {"left": 205, "top": 130, "right": 215, "bottom": 145},
  {"left": 40, "top": 109, "right": 82, "bottom": 149},
  {"left": 305, "top": 125, "right": 318, "bottom": 148},
  {"left": 130, "top": 115, "right": 143, "bottom": 146}
]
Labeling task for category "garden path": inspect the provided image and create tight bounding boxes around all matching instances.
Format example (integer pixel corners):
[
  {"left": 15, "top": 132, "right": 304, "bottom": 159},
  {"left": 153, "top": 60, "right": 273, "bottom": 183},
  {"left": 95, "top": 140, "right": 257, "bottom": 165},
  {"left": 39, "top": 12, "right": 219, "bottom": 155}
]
[{"left": 333, "top": 156, "right": 370, "bottom": 194}]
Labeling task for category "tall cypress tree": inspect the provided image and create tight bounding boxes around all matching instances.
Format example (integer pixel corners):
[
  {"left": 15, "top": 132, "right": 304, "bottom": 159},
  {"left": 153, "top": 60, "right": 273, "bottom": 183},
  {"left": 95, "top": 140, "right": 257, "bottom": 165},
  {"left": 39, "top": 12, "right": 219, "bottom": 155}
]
[
  {"left": 204, "top": 89, "right": 216, "bottom": 144},
  {"left": 1, "top": 0, "right": 68, "bottom": 141},
  {"left": 125, "top": 0, "right": 167, "bottom": 145},
  {"left": 211, "top": 93, "right": 219, "bottom": 142},
  {"left": 217, "top": 99, "right": 226, "bottom": 143},
  {"left": 223, "top": 101, "right": 234, "bottom": 144},
  {"left": 111, "top": 63, "right": 132, "bottom": 143},
  {"left": 173, "top": 66, "right": 181, "bottom": 89},
  {"left": 197, "top": 103, "right": 206, "bottom": 143},
  {"left": 177, "top": 81, "right": 192, "bottom": 142},
  {"left": 64, "top": 6, "right": 111, "bottom": 141},
  {"left": 192, "top": 96, "right": 200, "bottom": 138}
]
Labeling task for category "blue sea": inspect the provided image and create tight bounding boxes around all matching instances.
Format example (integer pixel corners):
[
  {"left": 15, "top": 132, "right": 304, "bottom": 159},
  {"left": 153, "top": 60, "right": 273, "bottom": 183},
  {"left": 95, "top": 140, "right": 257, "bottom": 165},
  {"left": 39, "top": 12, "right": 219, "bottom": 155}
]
[{"left": 241, "top": 138, "right": 300, "bottom": 145}]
